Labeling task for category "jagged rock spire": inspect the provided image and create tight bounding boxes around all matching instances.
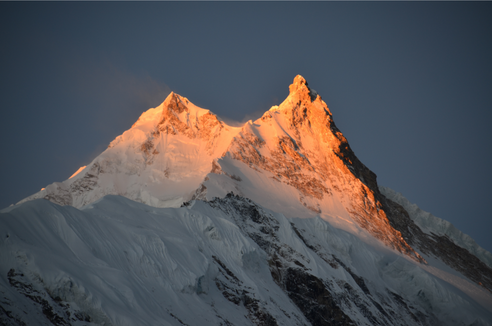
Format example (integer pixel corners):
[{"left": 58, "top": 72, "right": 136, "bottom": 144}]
[{"left": 288, "top": 75, "right": 319, "bottom": 102}]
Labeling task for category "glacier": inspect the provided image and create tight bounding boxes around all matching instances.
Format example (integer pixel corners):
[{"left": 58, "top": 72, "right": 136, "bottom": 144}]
[{"left": 1, "top": 194, "right": 491, "bottom": 325}]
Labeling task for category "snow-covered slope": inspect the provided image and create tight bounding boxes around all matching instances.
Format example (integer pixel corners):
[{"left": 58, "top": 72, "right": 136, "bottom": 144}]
[
  {"left": 201, "top": 76, "right": 424, "bottom": 263},
  {"left": 1, "top": 195, "right": 491, "bottom": 326},
  {"left": 18, "top": 92, "right": 241, "bottom": 208},
  {"left": 6, "top": 75, "right": 492, "bottom": 325},
  {"left": 19, "top": 76, "right": 424, "bottom": 263},
  {"left": 380, "top": 185, "right": 492, "bottom": 268},
  {"left": 199, "top": 75, "right": 492, "bottom": 303}
]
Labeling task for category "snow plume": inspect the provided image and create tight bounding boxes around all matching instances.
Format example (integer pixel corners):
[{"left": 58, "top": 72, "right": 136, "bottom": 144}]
[{"left": 65, "top": 58, "right": 171, "bottom": 132}]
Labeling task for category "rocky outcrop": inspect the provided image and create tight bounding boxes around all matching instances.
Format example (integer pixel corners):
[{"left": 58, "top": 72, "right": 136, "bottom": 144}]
[
  {"left": 223, "top": 75, "right": 425, "bottom": 263},
  {"left": 379, "top": 194, "right": 492, "bottom": 292},
  {"left": 3, "top": 192, "right": 489, "bottom": 326},
  {"left": 205, "top": 194, "right": 436, "bottom": 326},
  {"left": 1, "top": 269, "right": 110, "bottom": 326}
]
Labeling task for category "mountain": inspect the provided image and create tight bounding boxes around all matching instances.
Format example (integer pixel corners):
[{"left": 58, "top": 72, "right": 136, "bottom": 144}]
[
  {"left": 18, "top": 91, "right": 241, "bottom": 208},
  {"left": 2, "top": 76, "right": 492, "bottom": 325}
]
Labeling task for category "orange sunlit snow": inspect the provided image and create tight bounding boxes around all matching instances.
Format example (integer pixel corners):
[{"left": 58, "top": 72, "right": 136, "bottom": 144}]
[{"left": 69, "top": 166, "right": 87, "bottom": 179}]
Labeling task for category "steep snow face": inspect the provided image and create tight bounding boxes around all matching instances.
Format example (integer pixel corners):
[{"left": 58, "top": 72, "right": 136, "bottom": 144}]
[
  {"left": 18, "top": 93, "right": 241, "bottom": 208},
  {"left": 1, "top": 196, "right": 491, "bottom": 326},
  {"left": 202, "top": 76, "right": 423, "bottom": 263}
]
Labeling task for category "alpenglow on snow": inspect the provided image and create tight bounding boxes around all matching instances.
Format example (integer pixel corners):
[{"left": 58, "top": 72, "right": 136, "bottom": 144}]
[{"left": 2, "top": 75, "right": 492, "bottom": 326}]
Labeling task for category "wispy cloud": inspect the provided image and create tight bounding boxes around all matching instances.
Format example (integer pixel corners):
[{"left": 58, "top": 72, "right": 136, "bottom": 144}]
[
  {"left": 59, "top": 56, "right": 172, "bottom": 167},
  {"left": 63, "top": 57, "right": 171, "bottom": 131},
  {"left": 67, "top": 58, "right": 170, "bottom": 110}
]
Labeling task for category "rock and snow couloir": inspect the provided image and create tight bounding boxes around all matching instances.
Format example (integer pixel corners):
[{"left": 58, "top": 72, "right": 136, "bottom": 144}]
[{"left": 3, "top": 75, "right": 492, "bottom": 325}]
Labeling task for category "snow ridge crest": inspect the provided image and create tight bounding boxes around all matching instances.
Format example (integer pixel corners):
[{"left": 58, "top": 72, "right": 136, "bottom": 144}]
[{"left": 16, "top": 75, "right": 491, "bottom": 272}]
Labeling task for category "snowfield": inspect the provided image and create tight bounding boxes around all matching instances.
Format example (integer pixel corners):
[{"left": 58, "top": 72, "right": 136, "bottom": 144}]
[{"left": 1, "top": 195, "right": 491, "bottom": 325}]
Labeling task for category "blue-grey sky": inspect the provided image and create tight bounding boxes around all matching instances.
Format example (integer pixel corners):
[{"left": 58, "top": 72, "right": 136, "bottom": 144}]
[{"left": 1, "top": 2, "right": 491, "bottom": 253}]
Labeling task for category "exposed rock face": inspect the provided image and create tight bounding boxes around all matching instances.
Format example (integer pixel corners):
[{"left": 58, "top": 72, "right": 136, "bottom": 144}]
[
  {"left": 379, "top": 193, "right": 492, "bottom": 292},
  {"left": 2, "top": 268, "right": 112, "bottom": 326},
  {"left": 221, "top": 75, "right": 424, "bottom": 263},
  {"left": 3, "top": 182, "right": 491, "bottom": 325},
  {"left": 155, "top": 93, "right": 225, "bottom": 149},
  {"left": 206, "top": 194, "right": 438, "bottom": 326}
]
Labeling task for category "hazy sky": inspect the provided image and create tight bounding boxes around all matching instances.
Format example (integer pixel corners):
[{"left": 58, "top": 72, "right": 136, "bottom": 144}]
[{"left": 1, "top": 2, "right": 491, "bottom": 253}]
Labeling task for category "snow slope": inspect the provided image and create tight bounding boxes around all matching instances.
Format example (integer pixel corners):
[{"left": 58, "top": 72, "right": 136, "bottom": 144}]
[
  {"left": 202, "top": 76, "right": 424, "bottom": 263},
  {"left": 1, "top": 195, "right": 491, "bottom": 326},
  {"left": 18, "top": 92, "right": 241, "bottom": 209},
  {"left": 380, "top": 186, "right": 492, "bottom": 268},
  {"left": 19, "top": 76, "right": 426, "bottom": 265}
]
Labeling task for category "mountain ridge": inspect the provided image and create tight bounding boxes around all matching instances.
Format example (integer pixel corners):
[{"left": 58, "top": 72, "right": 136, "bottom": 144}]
[
  {"left": 5, "top": 75, "right": 492, "bottom": 325},
  {"left": 16, "top": 75, "right": 491, "bottom": 276}
]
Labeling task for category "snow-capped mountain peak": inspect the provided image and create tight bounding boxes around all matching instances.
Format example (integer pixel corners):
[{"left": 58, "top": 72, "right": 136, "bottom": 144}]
[
  {"left": 11, "top": 76, "right": 452, "bottom": 265},
  {"left": 18, "top": 91, "right": 240, "bottom": 208},
  {"left": 287, "top": 74, "right": 319, "bottom": 102},
  {"left": 5, "top": 75, "right": 492, "bottom": 326},
  {"left": 196, "top": 76, "right": 424, "bottom": 265}
]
